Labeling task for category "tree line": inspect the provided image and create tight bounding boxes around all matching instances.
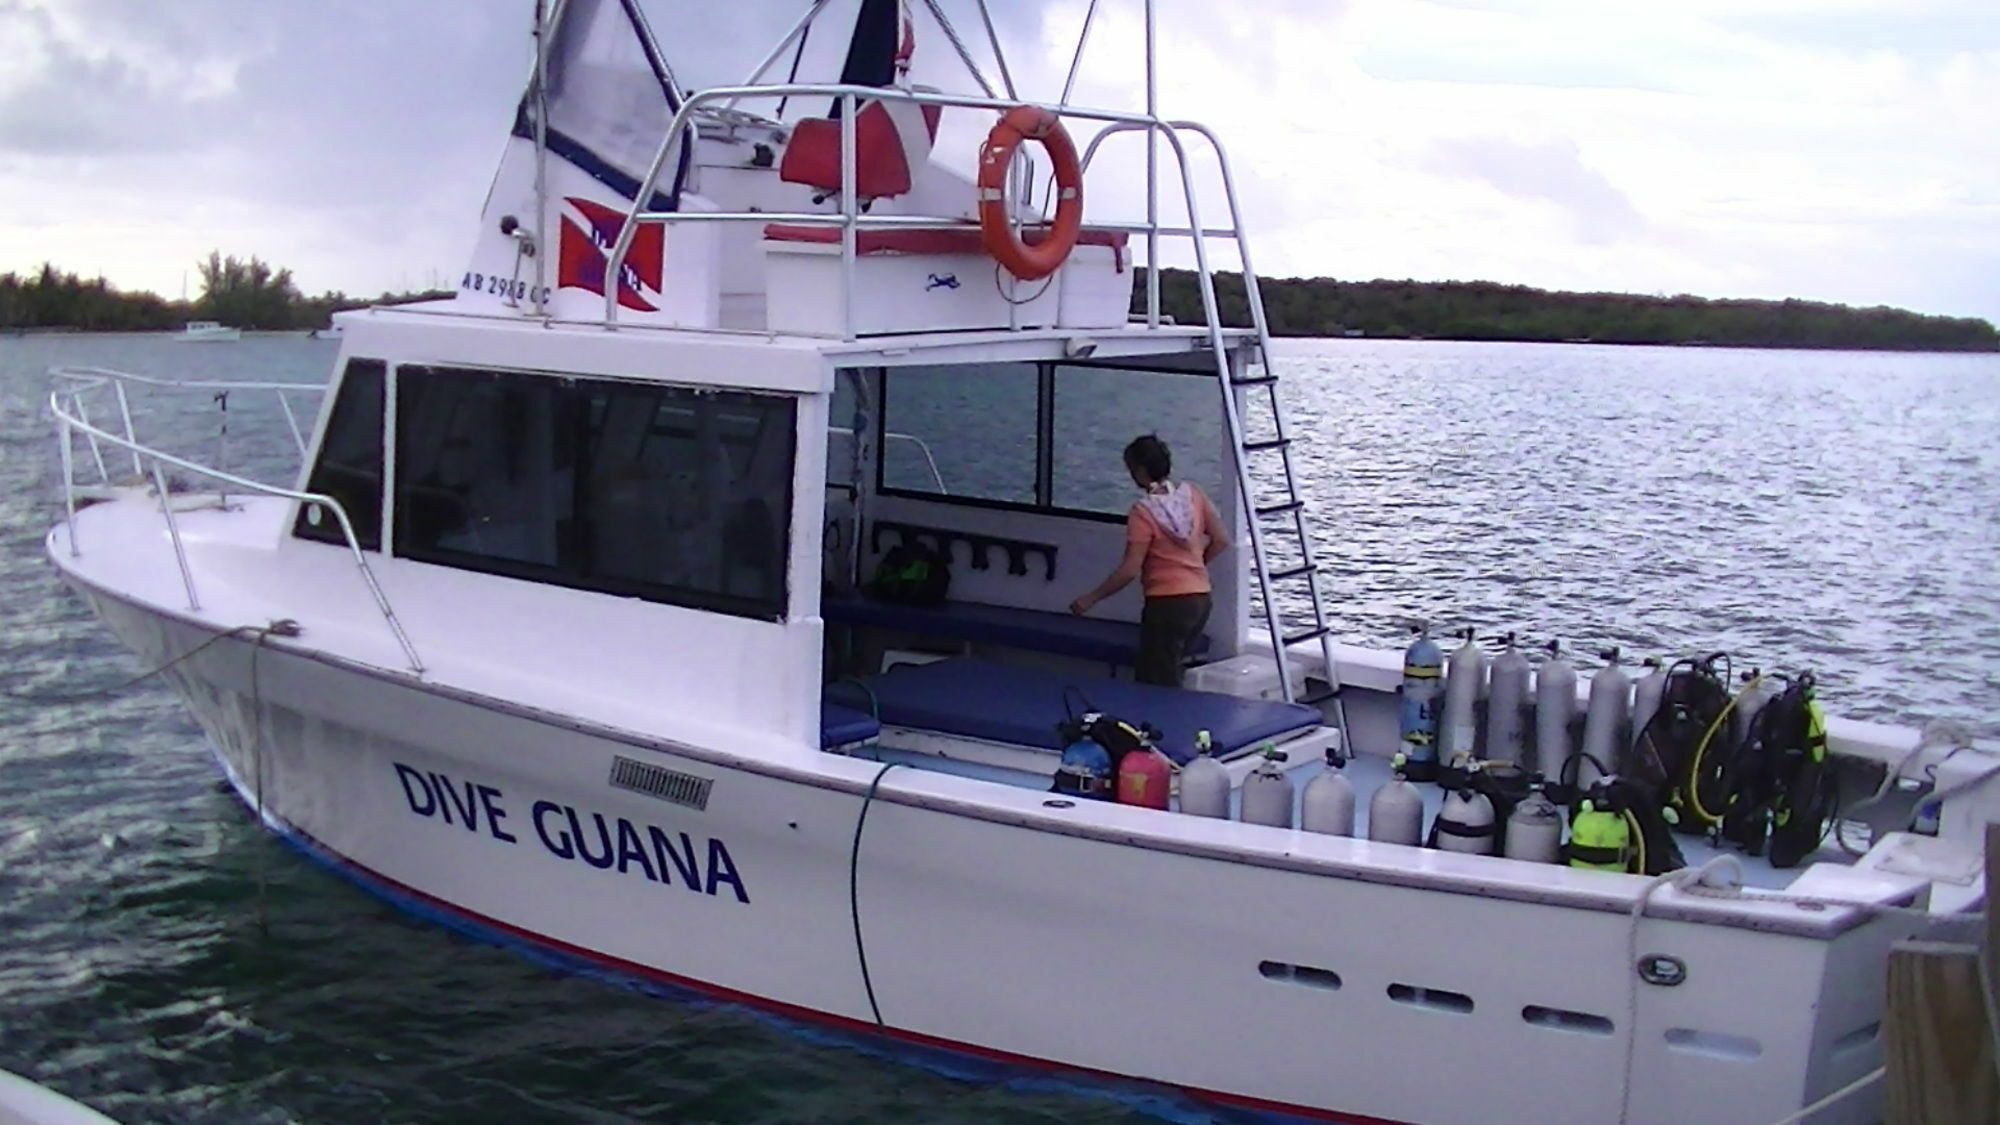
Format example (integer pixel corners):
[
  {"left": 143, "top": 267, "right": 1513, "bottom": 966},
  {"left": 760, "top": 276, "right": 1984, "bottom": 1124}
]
[
  {"left": 1138, "top": 269, "right": 1999, "bottom": 352},
  {"left": 6, "top": 253, "right": 1994, "bottom": 352},
  {"left": 0, "top": 254, "right": 449, "bottom": 333}
]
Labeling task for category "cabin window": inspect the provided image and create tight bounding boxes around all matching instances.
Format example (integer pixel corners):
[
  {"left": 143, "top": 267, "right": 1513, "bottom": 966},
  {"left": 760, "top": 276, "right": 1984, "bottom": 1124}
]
[
  {"left": 393, "top": 366, "right": 796, "bottom": 620},
  {"left": 880, "top": 362, "right": 1038, "bottom": 503},
  {"left": 1050, "top": 364, "right": 1225, "bottom": 516},
  {"left": 294, "top": 359, "right": 386, "bottom": 549}
]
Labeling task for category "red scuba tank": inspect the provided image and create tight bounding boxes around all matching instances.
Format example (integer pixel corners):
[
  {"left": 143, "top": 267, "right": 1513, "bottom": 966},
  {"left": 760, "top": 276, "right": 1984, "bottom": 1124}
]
[{"left": 1118, "top": 747, "right": 1173, "bottom": 810}]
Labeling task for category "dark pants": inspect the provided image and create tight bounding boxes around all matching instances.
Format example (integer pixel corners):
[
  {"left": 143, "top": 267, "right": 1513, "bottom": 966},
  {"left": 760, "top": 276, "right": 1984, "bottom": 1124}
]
[{"left": 1136, "top": 593, "right": 1212, "bottom": 687}]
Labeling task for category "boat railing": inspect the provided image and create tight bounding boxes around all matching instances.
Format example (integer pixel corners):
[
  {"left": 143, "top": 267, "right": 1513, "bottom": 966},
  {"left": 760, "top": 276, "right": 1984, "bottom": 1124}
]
[
  {"left": 47, "top": 367, "right": 425, "bottom": 675},
  {"left": 602, "top": 83, "right": 1259, "bottom": 340},
  {"left": 829, "top": 426, "right": 948, "bottom": 494}
]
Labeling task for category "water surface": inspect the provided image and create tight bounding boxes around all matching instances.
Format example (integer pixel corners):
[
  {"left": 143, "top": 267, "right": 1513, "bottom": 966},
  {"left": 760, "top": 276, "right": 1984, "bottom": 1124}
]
[{"left": 1, "top": 333, "right": 1995, "bottom": 1122}]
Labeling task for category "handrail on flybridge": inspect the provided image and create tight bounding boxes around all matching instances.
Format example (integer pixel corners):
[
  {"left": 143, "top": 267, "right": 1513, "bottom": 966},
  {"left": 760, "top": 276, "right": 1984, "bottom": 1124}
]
[{"left": 600, "top": 82, "right": 1254, "bottom": 343}]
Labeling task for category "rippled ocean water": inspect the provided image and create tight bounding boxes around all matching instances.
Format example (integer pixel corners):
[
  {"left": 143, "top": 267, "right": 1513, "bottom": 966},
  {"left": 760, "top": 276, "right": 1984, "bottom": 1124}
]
[{"left": 1, "top": 332, "right": 1995, "bottom": 1123}]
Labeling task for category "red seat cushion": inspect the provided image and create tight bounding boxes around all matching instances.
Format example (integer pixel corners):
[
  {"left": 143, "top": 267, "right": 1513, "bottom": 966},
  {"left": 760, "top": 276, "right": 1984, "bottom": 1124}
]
[
  {"left": 763, "top": 224, "right": 1129, "bottom": 271},
  {"left": 779, "top": 100, "right": 941, "bottom": 200}
]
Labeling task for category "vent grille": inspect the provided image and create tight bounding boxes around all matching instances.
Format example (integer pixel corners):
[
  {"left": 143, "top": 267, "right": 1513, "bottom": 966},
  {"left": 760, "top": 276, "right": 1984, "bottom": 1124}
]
[{"left": 608, "top": 757, "right": 712, "bottom": 810}]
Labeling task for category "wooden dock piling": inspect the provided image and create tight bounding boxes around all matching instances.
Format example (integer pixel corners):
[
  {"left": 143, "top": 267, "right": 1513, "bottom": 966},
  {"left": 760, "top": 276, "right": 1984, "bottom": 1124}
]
[{"left": 1882, "top": 824, "right": 2000, "bottom": 1124}]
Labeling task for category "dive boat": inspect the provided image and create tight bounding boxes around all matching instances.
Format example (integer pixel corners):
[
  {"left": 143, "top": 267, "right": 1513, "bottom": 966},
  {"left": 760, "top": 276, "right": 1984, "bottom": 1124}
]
[
  {"left": 42, "top": 3, "right": 1996, "bottom": 1123},
  {"left": 175, "top": 320, "right": 241, "bottom": 342}
]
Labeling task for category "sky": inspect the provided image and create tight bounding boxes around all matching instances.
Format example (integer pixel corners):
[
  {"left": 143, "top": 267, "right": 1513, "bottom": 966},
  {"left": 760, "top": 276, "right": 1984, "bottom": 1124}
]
[{"left": 1, "top": 0, "right": 1995, "bottom": 323}]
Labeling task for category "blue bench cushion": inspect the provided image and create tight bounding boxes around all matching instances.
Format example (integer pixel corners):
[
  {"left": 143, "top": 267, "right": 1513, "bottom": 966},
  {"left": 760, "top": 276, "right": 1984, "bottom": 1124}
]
[
  {"left": 825, "top": 657, "right": 1318, "bottom": 764},
  {"left": 823, "top": 595, "right": 1210, "bottom": 667},
  {"left": 822, "top": 703, "right": 881, "bottom": 749}
]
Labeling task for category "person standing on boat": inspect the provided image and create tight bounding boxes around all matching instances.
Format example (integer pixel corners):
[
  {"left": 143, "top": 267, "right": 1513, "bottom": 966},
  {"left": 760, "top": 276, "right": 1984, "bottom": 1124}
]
[{"left": 1070, "top": 435, "right": 1229, "bottom": 687}]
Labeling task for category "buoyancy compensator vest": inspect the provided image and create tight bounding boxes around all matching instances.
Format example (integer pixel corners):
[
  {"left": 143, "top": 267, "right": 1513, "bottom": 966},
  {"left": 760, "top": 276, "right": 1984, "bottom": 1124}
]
[
  {"left": 1634, "top": 655, "right": 1738, "bottom": 834},
  {"left": 870, "top": 540, "right": 951, "bottom": 604},
  {"left": 1561, "top": 776, "right": 1686, "bottom": 875},
  {"left": 1718, "top": 673, "right": 1835, "bottom": 868}
]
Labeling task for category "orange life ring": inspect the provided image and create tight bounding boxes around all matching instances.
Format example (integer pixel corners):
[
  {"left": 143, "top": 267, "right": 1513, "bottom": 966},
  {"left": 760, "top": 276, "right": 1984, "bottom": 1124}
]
[{"left": 977, "top": 106, "right": 1083, "bottom": 283}]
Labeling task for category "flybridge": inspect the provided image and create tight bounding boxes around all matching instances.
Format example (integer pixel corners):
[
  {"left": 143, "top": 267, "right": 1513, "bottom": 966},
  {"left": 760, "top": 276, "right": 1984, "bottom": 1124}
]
[{"left": 446, "top": 0, "right": 1253, "bottom": 343}]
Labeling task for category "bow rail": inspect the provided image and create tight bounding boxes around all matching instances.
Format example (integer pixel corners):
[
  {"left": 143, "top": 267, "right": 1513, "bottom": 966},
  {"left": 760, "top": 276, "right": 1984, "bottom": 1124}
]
[{"left": 48, "top": 367, "right": 424, "bottom": 675}]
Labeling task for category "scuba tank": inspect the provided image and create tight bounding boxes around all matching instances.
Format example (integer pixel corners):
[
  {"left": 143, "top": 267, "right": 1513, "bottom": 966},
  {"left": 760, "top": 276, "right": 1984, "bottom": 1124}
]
[
  {"left": 1397, "top": 623, "right": 1445, "bottom": 782},
  {"left": 1484, "top": 633, "right": 1532, "bottom": 766},
  {"left": 1299, "top": 748, "right": 1357, "bottom": 837},
  {"left": 1430, "top": 775, "right": 1497, "bottom": 856},
  {"left": 1531, "top": 640, "right": 1576, "bottom": 780},
  {"left": 1567, "top": 794, "right": 1631, "bottom": 872},
  {"left": 1503, "top": 781, "right": 1564, "bottom": 864},
  {"left": 1732, "top": 670, "right": 1775, "bottom": 749},
  {"left": 1054, "top": 724, "right": 1114, "bottom": 800},
  {"left": 1627, "top": 657, "right": 1669, "bottom": 779},
  {"left": 1238, "top": 746, "right": 1295, "bottom": 828},
  {"left": 1576, "top": 648, "right": 1629, "bottom": 791},
  {"left": 1178, "top": 729, "right": 1231, "bottom": 818},
  {"left": 1439, "top": 628, "right": 1484, "bottom": 770},
  {"left": 1367, "top": 753, "right": 1425, "bottom": 846},
  {"left": 1117, "top": 744, "right": 1173, "bottom": 810}
]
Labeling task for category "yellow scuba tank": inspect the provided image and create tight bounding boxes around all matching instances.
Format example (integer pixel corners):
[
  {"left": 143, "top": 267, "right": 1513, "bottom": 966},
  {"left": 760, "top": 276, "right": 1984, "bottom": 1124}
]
[{"left": 1567, "top": 798, "right": 1631, "bottom": 872}]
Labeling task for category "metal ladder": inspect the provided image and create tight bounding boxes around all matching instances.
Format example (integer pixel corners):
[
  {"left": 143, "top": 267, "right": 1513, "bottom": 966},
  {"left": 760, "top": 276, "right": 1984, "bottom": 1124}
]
[{"left": 1157, "top": 127, "right": 1350, "bottom": 748}]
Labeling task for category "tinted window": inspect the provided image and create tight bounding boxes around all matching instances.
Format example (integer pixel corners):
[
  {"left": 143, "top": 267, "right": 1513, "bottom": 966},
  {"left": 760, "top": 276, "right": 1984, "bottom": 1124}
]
[
  {"left": 395, "top": 366, "right": 795, "bottom": 620},
  {"left": 880, "top": 362, "right": 1038, "bottom": 503},
  {"left": 294, "top": 359, "right": 385, "bottom": 549},
  {"left": 1051, "top": 365, "right": 1226, "bottom": 516}
]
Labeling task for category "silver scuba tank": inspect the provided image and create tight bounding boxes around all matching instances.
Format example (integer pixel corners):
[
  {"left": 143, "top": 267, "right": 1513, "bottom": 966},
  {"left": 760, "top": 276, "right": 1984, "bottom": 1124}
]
[
  {"left": 1300, "top": 749, "right": 1357, "bottom": 837},
  {"left": 1733, "top": 669, "right": 1775, "bottom": 748},
  {"left": 1503, "top": 782, "right": 1564, "bottom": 864},
  {"left": 1577, "top": 648, "right": 1630, "bottom": 790},
  {"left": 1627, "top": 657, "right": 1669, "bottom": 777},
  {"left": 1238, "top": 746, "right": 1294, "bottom": 828},
  {"left": 1431, "top": 783, "right": 1496, "bottom": 855},
  {"left": 1484, "top": 633, "right": 1532, "bottom": 767},
  {"left": 1398, "top": 623, "right": 1445, "bottom": 781},
  {"left": 1367, "top": 754, "right": 1425, "bottom": 846},
  {"left": 1178, "top": 729, "right": 1231, "bottom": 818},
  {"left": 1532, "top": 640, "right": 1577, "bottom": 782},
  {"left": 1439, "top": 628, "right": 1484, "bottom": 769}
]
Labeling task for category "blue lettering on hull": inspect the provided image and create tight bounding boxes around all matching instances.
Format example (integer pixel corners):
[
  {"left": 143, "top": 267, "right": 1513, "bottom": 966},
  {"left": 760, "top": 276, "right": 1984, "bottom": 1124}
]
[{"left": 395, "top": 762, "right": 749, "bottom": 903}]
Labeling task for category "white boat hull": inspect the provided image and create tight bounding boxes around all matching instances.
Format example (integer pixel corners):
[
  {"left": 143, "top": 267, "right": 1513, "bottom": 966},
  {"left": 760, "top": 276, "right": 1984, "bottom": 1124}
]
[{"left": 66, "top": 574, "right": 1914, "bottom": 1125}]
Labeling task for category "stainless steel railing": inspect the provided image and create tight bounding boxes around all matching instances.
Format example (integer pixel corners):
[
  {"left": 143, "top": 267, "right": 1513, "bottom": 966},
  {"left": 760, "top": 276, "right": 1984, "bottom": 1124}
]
[
  {"left": 600, "top": 82, "right": 1255, "bottom": 340},
  {"left": 49, "top": 367, "right": 424, "bottom": 674}
]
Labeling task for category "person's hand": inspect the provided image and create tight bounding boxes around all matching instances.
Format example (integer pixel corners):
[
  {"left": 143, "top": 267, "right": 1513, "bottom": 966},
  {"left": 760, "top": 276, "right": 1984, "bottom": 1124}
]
[{"left": 1069, "top": 596, "right": 1092, "bottom": 615}]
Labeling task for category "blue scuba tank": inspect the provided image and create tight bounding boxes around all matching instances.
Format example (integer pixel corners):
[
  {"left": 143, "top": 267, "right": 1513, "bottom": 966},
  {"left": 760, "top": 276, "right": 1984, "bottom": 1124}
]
[
  {"left": 1399, "top": 624, "right": 1444, "bottom": 781},
  {"left": 1054, "top": 727, "right": 1114, "bottom": 800}
]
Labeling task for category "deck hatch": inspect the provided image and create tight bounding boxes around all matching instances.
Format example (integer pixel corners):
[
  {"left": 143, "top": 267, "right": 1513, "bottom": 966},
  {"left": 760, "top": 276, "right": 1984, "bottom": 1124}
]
[{"left": 608, "top": 757, "right": 713, "bottom": 810}]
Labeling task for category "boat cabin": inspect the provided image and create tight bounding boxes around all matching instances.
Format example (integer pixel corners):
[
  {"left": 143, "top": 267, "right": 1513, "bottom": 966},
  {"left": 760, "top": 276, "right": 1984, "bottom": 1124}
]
[{"left": 294, "top": 306, "right": 1326, "bottom": 785}]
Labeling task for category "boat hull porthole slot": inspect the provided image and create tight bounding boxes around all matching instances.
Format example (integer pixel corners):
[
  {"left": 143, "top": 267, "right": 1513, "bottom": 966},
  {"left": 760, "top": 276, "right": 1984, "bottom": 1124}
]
[
  {"left": 1522, "top": 1006, "right": 1614, "bottom": 1036},
  {"left": 1258, "top": 961, "right": 1342, "bottom": 991},
  {"left": 1664, "top": 1028, "right": 1763, "bottom": 1061},
  {"left": 1387, "top": 983, "right": 1473, "bottom": 1015}
]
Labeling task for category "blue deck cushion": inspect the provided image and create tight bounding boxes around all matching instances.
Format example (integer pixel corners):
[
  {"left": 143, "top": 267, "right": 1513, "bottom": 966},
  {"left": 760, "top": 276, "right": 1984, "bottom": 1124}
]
[
  {"left": 823, "top": 595, "right": 1210, "bottom": 667},
  {"left": 821, "top": 702, "right": 881, "bottom": 749},
  {"left": 825, "top": 657, "right": 1318, "bottom": 764}
]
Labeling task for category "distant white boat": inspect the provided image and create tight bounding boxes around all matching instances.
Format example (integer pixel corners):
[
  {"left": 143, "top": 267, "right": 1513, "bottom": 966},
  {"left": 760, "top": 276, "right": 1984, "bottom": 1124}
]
[
  {"left": 176, "top": 320, "right": 240, "bottom": 342},
  {"left": 0, "top": 1069, "right": 121, "bottom": 1125}
]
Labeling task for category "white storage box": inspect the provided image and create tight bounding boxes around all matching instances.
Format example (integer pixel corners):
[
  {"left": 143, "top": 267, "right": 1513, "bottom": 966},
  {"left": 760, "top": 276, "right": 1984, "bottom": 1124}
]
[
  {"left": 1186, "top": 653, "right": 1308, "bottom": 702},
  {"left": 1057, "top": 243, "right": 1135, "bottom": 329},
  {"left": 763, "top": 234, "right": 1059, "bottom": 336}
]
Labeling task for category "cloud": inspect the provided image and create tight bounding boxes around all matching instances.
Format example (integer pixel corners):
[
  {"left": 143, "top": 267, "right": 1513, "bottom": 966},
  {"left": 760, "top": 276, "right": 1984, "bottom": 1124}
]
[
  {"left": 0, "top": 0, "right": 1994, "bottom": 321},
  {"left": 1421, "top": 136, "right": 1644, "bottom": 244}
]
